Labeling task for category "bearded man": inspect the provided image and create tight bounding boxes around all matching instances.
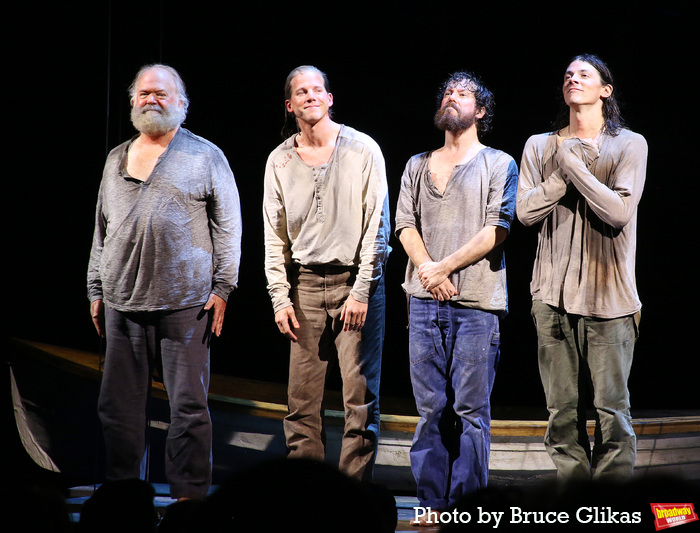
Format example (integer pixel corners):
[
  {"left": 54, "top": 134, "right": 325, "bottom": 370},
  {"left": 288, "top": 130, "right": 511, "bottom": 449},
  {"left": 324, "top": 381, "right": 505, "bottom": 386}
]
[
  {"left": 395, "top": 71, "right": 517, "bottom": 525},
  {"left": 87, "top": 64, "right": 242, "bottom": 500}
]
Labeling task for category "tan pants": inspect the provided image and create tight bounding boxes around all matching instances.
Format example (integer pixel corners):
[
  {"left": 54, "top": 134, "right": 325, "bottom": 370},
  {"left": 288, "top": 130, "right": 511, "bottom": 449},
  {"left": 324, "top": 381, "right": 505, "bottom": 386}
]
[{"left": 284, "top": 265, "right": 383, "bottom": 482}]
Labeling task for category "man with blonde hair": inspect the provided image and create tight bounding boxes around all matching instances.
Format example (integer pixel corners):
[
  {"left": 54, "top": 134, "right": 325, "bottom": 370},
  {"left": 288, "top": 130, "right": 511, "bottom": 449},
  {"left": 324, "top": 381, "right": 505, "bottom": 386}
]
[{"left": 263, "top": 65, "right": 390, "bottom": 481}]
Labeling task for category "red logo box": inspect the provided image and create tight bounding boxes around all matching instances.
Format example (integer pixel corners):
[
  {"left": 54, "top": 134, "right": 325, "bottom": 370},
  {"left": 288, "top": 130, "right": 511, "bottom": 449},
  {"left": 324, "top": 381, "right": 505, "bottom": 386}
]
[{"left": 650, "top": 503, "right": 698, "bottom": 530}]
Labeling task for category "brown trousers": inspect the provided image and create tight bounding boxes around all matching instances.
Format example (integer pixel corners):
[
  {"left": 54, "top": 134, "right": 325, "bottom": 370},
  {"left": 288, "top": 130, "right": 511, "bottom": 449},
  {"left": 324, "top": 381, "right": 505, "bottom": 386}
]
[{"left": 284, "top": 265, "right": 381, "bottom": 481}]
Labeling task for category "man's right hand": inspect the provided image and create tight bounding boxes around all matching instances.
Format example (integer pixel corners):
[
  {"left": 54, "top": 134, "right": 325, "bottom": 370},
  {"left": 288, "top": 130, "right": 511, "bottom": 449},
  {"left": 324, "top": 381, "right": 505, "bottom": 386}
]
[
  {"left": 429, "top": 279, "right": 458, "bottom": 301},
  {"left": 90, "top": 299, "right": 105, "bottom": 338},
  {"left": 274, "top": 306, "right": 300, "bottom": 342}
]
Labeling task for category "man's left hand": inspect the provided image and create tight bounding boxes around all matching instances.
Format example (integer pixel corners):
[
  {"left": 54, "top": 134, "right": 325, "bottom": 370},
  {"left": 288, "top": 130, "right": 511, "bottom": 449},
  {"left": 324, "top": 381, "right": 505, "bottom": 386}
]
[
  {"left": 205, "top": 293, "right": 227, "bottom": 337},
  {"left": 418, "top": 261, "right": 450, "bottom": 291},
  {"left": 340, "top": 294, "right": 368, "bottom": 332}
]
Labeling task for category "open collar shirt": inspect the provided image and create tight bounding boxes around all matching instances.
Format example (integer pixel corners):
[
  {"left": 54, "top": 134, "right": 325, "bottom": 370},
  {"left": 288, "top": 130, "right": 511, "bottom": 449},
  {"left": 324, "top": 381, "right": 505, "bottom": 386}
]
[
  {"left": 263, "top": 125, "right": 391, "bottom": 313},
  {"left": 87, "top": 128, "right": 242, "bottom": 312},
  {"left": 395, "top": 147, "right": 518, "bottom": 315},
  {"left": 517, "top": 129, "right": 647, "bottom": 318}
]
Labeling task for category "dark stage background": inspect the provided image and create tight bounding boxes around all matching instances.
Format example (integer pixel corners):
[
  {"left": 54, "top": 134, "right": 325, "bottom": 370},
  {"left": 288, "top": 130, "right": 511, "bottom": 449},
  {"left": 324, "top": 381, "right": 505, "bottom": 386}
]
[{"left": 8, "top": 1, "right": 696, "bottom": 414}]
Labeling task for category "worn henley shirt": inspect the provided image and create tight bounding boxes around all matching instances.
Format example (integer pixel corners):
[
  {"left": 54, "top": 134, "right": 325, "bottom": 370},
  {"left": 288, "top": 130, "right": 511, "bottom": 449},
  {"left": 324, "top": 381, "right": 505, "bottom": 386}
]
[
  {"left": 263, "top": 125, "right": 391, "bottom": 314},
  {"left": 87, "top": 128, "right": 242, "bottom": 312},
  {"left": 395, "top": 147, "right": 518, "bottom": 316}
]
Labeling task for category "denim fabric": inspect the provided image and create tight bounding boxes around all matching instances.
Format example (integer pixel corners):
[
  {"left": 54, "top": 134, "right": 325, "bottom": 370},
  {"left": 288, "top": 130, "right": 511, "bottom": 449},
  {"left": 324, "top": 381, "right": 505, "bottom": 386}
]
[
  {"left": 532, "top": 300, "right": 637, "bottom": 481},
  {"left": 98, "top": 305, "right": 212, "bottom": 499},
  {"left": 408, "top": 298, "right": 500, "bottom": 509},
  {"left": 285, "top": 267, "right": 385, "bottom": 482}
]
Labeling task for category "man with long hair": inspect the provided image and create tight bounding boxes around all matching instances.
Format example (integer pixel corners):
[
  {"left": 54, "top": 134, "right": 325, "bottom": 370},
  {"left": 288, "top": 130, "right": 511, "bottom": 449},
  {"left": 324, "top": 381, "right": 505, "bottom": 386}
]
[
  {"left": 396, "top": 71, "right": 517, "bottom": 524},
  {"left": 263, "top": 66, "right": 390, "bottom": 482},
  {"left": 517, "top": 54, "right": 647, "bottom": 481}
]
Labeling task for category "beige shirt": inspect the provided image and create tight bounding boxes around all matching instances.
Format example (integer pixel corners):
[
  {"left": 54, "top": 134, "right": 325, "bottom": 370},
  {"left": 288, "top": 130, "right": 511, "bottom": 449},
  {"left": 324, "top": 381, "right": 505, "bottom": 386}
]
[
  {"left": 517, "top": 129, "right": 647, "bottom": 318},
  {"left": 263, "top": 125, "right": 391, "bottom": 313}
]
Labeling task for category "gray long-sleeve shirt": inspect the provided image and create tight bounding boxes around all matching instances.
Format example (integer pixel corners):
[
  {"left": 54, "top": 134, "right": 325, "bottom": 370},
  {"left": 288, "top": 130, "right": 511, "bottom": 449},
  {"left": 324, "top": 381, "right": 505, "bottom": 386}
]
[
  {"left": 263, "top": 125, "right": 391, "bottom": 314},
  {"left": 395, "top": 147, "right": 518, "bottom": 315},
  {"left": 517, "top": 129, "right": 647, "bottom": 318},
  {"left": 87, "top": 128, "right": 242, "bottom": 312}
]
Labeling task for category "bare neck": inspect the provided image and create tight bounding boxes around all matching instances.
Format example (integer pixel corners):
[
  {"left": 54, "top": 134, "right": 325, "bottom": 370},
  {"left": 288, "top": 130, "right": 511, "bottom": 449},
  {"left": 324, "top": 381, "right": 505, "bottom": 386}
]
[
  {"left": 294, "top": 118, "right": 341, "bottom": 167},
  {"left": 296, "top": 116, "right": 341, "bottom": 148},
  {"left": 439, "top": 127, "right": 484, "bottom": 162},
  {"left": 567, "top": 107, "right": 605, "bottom": 140}
]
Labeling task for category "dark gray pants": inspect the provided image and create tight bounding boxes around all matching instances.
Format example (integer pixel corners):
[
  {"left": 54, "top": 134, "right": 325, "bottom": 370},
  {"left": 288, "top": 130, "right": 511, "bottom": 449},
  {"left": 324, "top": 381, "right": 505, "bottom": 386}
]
[{"left": 98, "top": 304, "right": 212, "bottom": 499}]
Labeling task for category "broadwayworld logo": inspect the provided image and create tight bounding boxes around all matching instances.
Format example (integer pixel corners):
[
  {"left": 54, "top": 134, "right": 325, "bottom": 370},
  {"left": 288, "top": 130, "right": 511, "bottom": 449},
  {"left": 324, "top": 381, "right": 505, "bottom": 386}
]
[{"left": 651, "top": 504, "right": 698, "bottom": 530}]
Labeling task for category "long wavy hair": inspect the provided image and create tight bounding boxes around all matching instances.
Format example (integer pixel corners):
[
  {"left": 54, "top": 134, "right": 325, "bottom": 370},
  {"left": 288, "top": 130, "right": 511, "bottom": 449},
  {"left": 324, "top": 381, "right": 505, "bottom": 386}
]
[{"left": 553, "top": 54, "right": 625, "bottom": 136}]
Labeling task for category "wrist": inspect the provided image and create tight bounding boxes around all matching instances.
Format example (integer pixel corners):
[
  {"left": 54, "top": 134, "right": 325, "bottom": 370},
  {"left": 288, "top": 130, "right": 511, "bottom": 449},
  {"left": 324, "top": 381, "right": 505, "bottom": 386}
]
[{"left": 439, "top": 257, "right": 455, "bottom": 276}]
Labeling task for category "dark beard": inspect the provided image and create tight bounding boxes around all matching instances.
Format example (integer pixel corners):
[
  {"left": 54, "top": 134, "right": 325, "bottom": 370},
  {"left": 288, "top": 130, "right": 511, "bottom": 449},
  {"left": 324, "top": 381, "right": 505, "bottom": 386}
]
[
  {"left": 131, "top": 104, "right": 185, "bottom": 136},
  {"left": 434, "top": 104, "right": 476, "bottom": 132}
]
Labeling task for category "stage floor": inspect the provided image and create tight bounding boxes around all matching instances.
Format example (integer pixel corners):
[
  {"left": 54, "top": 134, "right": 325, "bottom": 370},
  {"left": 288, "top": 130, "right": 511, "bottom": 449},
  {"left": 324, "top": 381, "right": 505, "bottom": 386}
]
[{"left": 7, "top": 339, "right": 700, "bottom": 531}]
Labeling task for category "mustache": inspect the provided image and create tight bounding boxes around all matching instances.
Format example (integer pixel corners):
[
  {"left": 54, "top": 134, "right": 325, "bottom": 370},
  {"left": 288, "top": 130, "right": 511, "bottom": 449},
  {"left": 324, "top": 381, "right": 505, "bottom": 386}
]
[
  {"left": 137, "top": 104, "right": 163, "bottom": 114},
  {"left": 441, "top": 102, "right": 460, "bottom": 112}
]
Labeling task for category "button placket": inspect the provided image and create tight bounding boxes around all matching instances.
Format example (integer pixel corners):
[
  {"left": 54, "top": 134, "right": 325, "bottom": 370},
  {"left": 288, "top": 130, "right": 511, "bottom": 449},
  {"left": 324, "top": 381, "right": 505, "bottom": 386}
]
[{"left": 313, "top": 166, "right": 327, "bottom": 223}]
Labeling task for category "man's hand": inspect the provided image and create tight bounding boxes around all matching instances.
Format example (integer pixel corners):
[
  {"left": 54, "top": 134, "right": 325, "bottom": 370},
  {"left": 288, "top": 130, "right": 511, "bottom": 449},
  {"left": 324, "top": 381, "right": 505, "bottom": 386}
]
[
  {"left": 204, "top": 294, "right": 227, "bottom": 337},
  {"left": 417, "top": 261, "right": 450, "bottom": 291},
  {"left": 429, "top": 279, "right": 458, "bottom": 301},
  {"left": 557, "top": 138, "right": 599, "bottom": 170},
  {"left": 90, "top": 299, "right": 105, "bottom": 338},
  {"left": 275, "top": 306, "right": 300, "bottom": 342},
  {"left": 340, "top": 294, "right": 368, "bottom": 332}
]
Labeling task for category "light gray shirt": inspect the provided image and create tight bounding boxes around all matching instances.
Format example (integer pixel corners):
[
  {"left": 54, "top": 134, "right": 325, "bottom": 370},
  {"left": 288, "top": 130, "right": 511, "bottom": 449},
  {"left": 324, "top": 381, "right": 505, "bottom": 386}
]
[
  {"left": 263, "top": 125, "right": 391, "bottom": 313},
  {"left": 517, "top": 129, "right": 647, "bottom": 318},
  {"left": 87, "top": 128, "right": 242, "bottom": 312},
  {"left": 395, "top": 147, "right": 518, "bottom": 315}
]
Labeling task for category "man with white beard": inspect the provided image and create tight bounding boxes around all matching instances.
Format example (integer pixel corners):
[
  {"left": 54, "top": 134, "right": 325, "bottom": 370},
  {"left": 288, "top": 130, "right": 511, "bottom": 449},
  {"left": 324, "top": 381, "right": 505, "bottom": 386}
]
[
  {"left": 395, "top": 71, "right": 517, "bottom": 525},
  {"left": 87, "top": 64, "right": 242, "bottom": 500}
]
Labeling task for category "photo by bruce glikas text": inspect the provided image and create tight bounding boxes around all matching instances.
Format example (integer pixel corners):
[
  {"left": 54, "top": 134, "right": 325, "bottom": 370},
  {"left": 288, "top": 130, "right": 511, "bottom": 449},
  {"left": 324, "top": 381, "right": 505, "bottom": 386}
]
[{"left": 412, "top": 505, "right": 643, "bottom": 527}]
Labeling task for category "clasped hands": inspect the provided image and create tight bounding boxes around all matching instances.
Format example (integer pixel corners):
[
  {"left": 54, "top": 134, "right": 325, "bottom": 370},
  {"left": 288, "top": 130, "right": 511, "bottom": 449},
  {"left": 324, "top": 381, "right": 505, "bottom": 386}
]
[
  {"left": 418, "top": 261, "right": 457, "bottom": 301},
  {"left": 556, "top": 137, "right": 599, "bottom": 179}
]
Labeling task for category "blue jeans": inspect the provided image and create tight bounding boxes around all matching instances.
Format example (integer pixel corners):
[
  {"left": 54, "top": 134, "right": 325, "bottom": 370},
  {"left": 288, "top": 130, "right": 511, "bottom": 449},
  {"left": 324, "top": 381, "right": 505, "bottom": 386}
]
[
  {"left": 408, "top": 298, "right": 500, "bottom": 509},
  {"left": 98, "top": 304, "right": 212, "bottom": 499},
  {"left": 532, "top": 300, "right": 637, "bottom": 481},
  {"left": 285, "top": 267, "right": 385, "bottom": 482}
]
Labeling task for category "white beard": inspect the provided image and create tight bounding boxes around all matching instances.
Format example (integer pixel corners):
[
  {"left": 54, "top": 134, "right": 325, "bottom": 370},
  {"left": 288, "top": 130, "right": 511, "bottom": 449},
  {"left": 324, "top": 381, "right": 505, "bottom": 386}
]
[{"left": 131, "top": 104, "right": 185, "bottom": 136}]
